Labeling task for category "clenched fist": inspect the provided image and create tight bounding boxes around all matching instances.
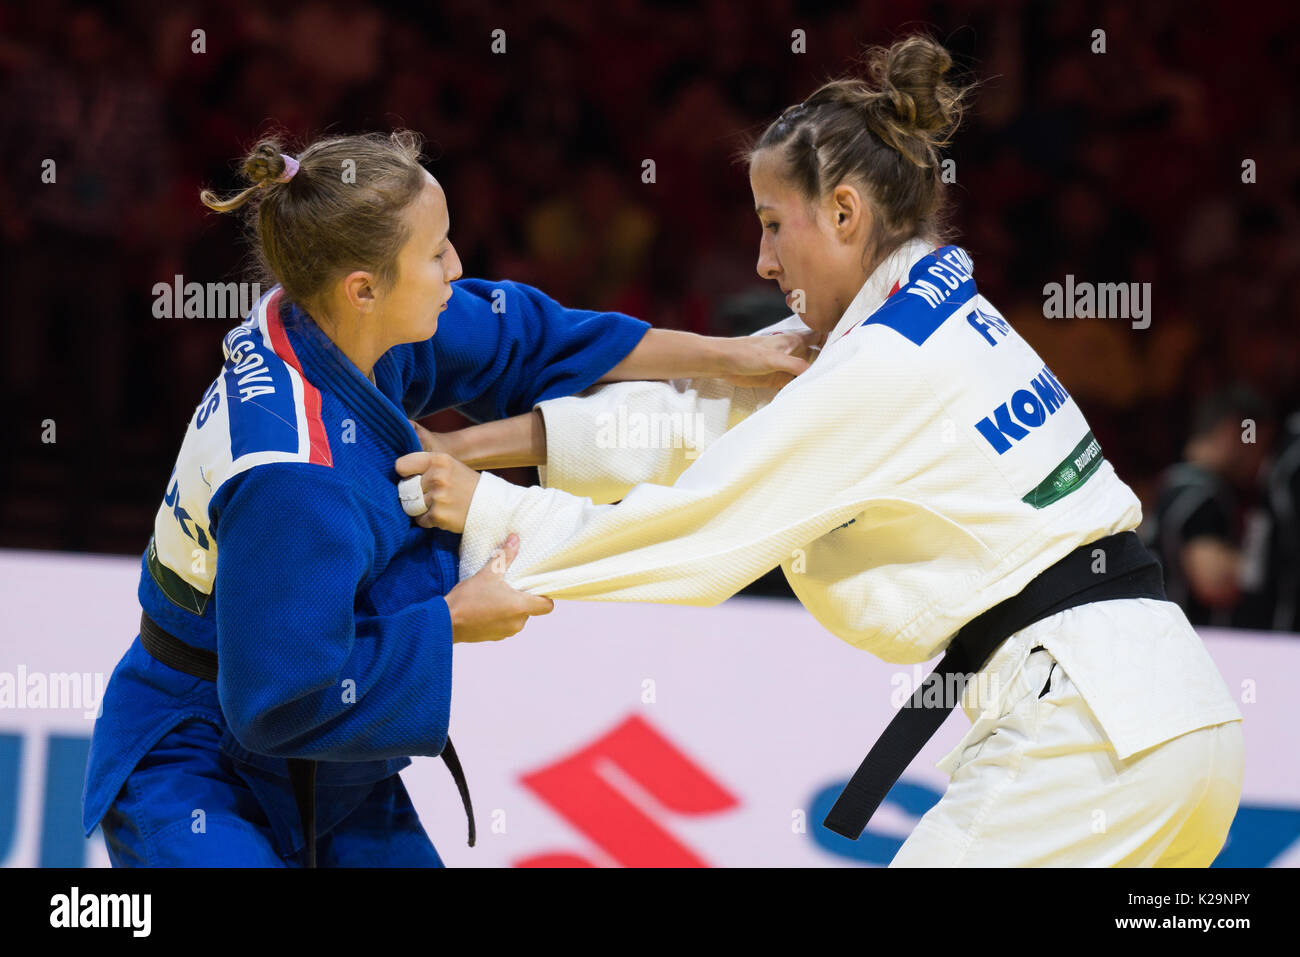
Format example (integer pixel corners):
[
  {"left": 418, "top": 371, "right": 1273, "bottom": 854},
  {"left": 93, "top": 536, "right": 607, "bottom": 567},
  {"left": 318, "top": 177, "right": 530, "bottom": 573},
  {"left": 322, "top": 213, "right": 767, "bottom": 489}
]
[{"left": 394, "top": 450, "right": 480, "bottom": 533}]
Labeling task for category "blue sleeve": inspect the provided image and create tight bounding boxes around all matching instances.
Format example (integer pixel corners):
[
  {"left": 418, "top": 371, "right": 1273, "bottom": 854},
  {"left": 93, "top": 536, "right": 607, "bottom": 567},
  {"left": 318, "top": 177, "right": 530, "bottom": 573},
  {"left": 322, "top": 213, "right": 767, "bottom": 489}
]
[
  {"left": 392, "top": 278, "right": 650, "bottom": 422},
  {"left": 211, "top": 463, "right": 453, "bottom": 761}
]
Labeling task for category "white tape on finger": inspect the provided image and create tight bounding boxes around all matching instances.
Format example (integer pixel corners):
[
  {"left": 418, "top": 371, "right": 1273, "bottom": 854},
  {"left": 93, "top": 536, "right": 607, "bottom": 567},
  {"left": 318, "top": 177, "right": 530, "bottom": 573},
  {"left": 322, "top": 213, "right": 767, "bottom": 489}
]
[{"left": 398, "top": 475, "right": 427, "bottom": 517}]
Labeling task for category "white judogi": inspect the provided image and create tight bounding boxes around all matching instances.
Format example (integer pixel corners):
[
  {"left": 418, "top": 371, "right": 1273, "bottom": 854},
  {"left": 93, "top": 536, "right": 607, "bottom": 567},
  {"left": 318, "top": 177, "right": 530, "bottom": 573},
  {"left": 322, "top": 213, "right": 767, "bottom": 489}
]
[{"left": 458, "top": 238, "right": 1244, "bottom": 865}]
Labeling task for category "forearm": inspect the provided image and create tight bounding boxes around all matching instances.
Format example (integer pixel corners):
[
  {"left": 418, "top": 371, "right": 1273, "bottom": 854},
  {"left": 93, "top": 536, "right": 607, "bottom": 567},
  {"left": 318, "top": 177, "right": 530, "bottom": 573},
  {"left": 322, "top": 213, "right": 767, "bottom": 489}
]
[
  {"left": 428, "top": 376, "right": 773, "bottom": 497},
  {"left": 443, "top": 410, "right": 547, "bottom": 470},
  {"left": 421, "top": 317, "right": 807, "bottom": 472},
  {"left": 423, "top": 329, "right": 729, "bottom": 467},
  {"left": 596, "top": 328, "right": 734, "bottom": 382}
]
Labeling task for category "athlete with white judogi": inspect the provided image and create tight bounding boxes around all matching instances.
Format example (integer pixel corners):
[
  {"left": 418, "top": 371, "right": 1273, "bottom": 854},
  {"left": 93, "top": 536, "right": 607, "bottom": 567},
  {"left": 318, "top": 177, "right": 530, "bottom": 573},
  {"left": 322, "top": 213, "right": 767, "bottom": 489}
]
[{"left": 402, "top": 36, "right": 1243, "bottom": 866}]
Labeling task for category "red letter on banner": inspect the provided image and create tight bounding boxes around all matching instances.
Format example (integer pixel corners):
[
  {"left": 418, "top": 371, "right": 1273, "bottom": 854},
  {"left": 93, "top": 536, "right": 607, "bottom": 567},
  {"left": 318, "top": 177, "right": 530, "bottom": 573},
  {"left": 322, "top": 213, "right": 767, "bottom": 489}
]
[{"left": 517, "top": 715, "right": 739, "bottom": 867}]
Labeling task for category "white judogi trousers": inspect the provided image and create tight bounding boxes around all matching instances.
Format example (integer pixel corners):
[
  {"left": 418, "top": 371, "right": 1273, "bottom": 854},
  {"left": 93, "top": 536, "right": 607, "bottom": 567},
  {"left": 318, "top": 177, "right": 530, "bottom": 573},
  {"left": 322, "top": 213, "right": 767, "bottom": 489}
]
[{"left": 890, "top": 598, "right": 1244, "bottom": 867}]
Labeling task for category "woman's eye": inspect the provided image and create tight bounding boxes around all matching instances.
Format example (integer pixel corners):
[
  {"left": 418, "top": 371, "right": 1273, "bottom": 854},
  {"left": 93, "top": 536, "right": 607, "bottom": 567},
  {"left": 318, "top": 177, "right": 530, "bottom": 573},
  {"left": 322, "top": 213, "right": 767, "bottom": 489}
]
[{"left": 765, "top": 223, "right": 780, "bottom": 233}]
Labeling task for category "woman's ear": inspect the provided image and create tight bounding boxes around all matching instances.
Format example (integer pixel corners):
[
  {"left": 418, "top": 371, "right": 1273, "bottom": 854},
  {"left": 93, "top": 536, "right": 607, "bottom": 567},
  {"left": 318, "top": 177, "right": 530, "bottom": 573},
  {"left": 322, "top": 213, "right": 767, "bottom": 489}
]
[
  {"left": 342, "top": 271, "right": 377, "bottom": 312},
  {"left": 830, "top": 183, "right": 865, "bottom": 243}
]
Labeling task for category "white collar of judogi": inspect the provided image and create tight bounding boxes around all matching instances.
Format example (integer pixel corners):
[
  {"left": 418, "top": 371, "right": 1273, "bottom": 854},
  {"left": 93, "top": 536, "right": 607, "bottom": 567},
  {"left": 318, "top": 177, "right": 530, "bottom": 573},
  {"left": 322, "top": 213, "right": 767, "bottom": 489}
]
[{"left": 823, "top": 236, "right": 938, "bottom": 350}]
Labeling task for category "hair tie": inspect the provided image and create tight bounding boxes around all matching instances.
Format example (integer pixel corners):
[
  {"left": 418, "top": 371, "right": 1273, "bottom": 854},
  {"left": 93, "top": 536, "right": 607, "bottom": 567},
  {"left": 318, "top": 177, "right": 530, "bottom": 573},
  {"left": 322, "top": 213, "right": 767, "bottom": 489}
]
[{"left": 275, "top": 155, "right": 300, "bottom": 183}]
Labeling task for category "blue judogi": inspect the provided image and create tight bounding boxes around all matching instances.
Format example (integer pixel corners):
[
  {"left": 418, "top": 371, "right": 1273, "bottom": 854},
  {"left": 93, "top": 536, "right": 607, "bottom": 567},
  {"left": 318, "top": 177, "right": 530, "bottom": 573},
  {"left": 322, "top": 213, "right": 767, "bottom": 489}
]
[{"left": 82, "top": 279, "right": 649, "bottom": 866}]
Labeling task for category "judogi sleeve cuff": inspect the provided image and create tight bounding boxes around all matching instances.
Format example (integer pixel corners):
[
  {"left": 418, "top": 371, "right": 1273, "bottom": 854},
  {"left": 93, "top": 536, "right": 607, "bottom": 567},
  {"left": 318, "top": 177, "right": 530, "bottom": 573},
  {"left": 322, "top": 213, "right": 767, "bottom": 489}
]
[
  {"left": 459, "top": 471, "right": 527, "bottom": 580},
  {"left": 534, "top": 394, "right": 636, "bottom": 504}
]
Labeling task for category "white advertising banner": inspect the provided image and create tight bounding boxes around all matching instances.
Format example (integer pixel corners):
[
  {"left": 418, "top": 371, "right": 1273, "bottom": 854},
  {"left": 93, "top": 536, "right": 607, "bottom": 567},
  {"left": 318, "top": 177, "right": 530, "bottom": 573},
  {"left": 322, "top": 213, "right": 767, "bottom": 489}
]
[{"left": 1, "top": 549, "right": 1296, "bottom": 867}]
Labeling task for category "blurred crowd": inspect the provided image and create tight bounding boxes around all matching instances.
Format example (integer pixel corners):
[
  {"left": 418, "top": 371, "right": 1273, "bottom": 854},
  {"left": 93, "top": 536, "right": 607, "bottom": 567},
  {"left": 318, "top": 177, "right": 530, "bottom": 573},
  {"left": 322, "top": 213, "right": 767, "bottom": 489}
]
[{"left": 1, "top": 0, "right": 1297, "bottom": 628}]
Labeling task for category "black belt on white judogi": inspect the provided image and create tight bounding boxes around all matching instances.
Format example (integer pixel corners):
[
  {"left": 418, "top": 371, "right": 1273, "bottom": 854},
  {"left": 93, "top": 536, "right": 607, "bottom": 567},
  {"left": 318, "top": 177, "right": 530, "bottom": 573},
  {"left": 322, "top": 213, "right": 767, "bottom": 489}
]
[
  {"left": 822, "top": 530, "right": 1167, "bottom": 841},
  {"left": 137, "top": 613, "right": 475, "bottom": 867}
]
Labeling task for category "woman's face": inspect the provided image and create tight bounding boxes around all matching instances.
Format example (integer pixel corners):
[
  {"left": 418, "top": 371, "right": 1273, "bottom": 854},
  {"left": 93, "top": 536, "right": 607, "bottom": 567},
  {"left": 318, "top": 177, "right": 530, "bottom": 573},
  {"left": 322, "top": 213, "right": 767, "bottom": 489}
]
[
  {"left": 749, "top": 147, "right": 870, "bottom": 335},
  {"left": 377, "top": 170, "right": 463, "bottom": 344}
]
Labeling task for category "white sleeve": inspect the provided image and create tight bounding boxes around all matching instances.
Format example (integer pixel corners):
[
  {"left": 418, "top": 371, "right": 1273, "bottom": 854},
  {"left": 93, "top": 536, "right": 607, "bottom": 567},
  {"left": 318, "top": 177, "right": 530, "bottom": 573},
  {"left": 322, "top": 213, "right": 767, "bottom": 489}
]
[
  {"left": 536, "top": 313, "right": 814, "bottom": 503},
  {"left": 458, "top": 330, "right": 914, "bottom": 605},
  {"left": 536, "top": 378, "right": 774, "bottom": 504}
]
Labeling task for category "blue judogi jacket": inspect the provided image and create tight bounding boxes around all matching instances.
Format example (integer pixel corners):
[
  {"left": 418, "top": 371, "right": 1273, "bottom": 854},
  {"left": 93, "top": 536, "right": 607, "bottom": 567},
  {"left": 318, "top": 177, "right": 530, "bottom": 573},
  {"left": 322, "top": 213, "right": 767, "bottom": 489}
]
[{"left": 81, "top": 279, "right": 649, "bottom": 853}]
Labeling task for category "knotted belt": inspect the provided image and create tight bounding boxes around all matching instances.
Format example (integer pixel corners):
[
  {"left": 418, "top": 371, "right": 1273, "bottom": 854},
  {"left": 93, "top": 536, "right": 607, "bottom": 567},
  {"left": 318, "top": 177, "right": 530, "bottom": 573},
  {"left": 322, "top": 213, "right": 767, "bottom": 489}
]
[
  {"left": 822, "top": 530, "right": 1167, "bottom": 840},
  {"left": 138, "top": 612, "right": 475, "bottom": 867}
]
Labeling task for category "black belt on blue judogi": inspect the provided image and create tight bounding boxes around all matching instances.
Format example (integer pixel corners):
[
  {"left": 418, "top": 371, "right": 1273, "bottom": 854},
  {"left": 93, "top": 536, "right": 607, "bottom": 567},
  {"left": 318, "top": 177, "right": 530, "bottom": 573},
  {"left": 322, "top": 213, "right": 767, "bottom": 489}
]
[
  {"left": 822, "top": 530, "right": 1167, "bottom": 841},
  {"left": 138, "top": 612, "right": 475, "bottom": 867}
]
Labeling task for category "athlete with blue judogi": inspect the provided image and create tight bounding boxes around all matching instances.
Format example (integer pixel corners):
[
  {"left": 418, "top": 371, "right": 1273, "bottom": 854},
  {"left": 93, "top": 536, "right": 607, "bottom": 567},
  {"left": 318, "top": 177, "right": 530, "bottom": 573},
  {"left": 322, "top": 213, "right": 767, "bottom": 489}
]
[{"left": 81, "top": 131, "right": 810, "bottom": 867}]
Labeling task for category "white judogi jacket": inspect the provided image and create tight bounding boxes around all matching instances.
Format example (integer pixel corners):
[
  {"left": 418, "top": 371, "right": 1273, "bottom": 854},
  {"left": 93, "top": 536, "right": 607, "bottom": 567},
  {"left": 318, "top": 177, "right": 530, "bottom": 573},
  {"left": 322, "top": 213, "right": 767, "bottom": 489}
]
[{"left": 459, "top": 239, "right": 1242, "bottom": 761}]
